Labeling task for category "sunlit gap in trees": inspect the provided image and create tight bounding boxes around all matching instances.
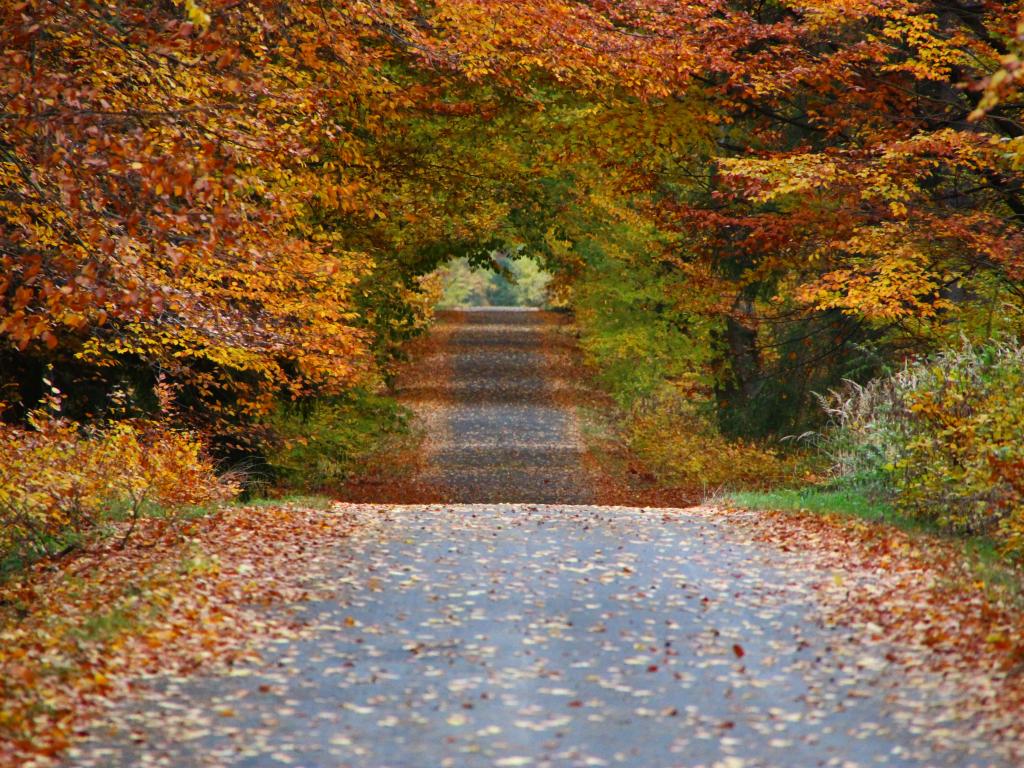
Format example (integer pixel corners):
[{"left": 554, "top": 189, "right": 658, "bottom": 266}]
[{"left": 434, "top": 251, "right": 553, "bottom": 309}]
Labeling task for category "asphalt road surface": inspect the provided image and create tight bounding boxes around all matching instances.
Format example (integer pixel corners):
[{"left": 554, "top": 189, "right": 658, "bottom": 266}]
[{"left": 65, "top": 309, "right": 1018, "bottom": 768}]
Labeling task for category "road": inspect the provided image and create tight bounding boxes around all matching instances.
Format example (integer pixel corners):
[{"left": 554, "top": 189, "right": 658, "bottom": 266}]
[
  {"left": 412, "top": 308, "right": 596, "bottom": 504},
  {"left": 65, "top": 309, "right": 1018, "bottom": 768}
]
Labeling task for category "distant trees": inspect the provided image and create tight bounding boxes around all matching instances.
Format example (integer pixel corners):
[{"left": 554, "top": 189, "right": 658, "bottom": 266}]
[{"left": 438, "top": 255, "right": 552, "bottom": 308}]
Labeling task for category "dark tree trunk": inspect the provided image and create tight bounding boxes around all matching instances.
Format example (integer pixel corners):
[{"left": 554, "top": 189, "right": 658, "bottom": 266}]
[{"left": 724, "top": 295, "right": 762, "bottom": 403}]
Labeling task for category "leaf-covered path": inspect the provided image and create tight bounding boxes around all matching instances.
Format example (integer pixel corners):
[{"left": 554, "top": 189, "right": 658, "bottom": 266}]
[
  {"left": 64, "top": 310, "right": 1023, "bottom": 767},
  {"left": 415, "top": 309, "right": 596, "bottom": 504},
  {"left": 340, "top": 307, "right": 604, "bottom": 504},
  {"left": 67, "top": 504, "right": 1020, "bottom": 767}
]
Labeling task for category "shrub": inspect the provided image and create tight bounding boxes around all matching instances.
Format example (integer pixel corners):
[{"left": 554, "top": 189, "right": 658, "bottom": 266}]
[
  {"left": 897, "top": 344, "right": 1024, "bottom": 540},
  {"left": 265, "top": 390, "right": 411, "bottom": 490},
  {"left": 626, "top": 387, "right": 787, "bottom": 491},
  {"left": 820, "top": 339, "right": 1024, "bottom": 558},
  {"left": 0, "top": 410, "right": 234, "bottom": 569},
  {"left": 815, "top": 375, "right": 910, "bottom": 489}
]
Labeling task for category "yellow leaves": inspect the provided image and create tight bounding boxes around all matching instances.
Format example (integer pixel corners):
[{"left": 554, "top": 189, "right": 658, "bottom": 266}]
[
  {"left": 719, "top": 154, "right": 840, "bottom": 205},
  {"left": 971, "top": 43, "right": 1024, "bottom": 124},
  {"left": 878, "top": 8, "right": 967, "bottom": 82},
  {"left": 183, "top": 0, "right": 212, "bottom": 31},
  {"left": 0, "top": 412, "right": 234, "bottom": 564},
  {"left": 799, "top": 227, "right": 951, "bottom": 321},
  {"left": 622, "top": 392, "right": 785, "bottom": 489},
  {"left": 881, "top": 342, "right": 1024, "bottom": 557},
  {"left": 788, "top": 0, "right": 880, "bottom": 30}
]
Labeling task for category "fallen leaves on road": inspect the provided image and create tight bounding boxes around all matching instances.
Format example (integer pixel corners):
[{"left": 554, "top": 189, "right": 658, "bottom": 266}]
[
  {"left": 5, "top": 494, "right": 1024, "bottom": 767},
  {"left": 60, "top": 503, "right": 1024, "bottom": 767},
  {"left": 0, "top": 503, "right": 359, "bottom": 766}
]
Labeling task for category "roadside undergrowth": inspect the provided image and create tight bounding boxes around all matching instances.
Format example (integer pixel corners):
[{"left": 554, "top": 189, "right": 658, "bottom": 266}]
[
  {"left": 265, "top": 387, "right": 420, "bottom": 495},
  {"left": 563, "top": 266, "right": 808, "bottom": 497},
  {"left": 335, "top": 316, "right": 457, "bottom": 503},
  {"left": 554, "top": 317, "right": 804, "bottom": 504},
  {"left": 0, "top": 501, "right": 359, "bottom": 766}
]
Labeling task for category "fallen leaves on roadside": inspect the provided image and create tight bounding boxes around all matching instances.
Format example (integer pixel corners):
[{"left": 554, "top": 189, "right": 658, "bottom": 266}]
[
  {"left": 713, "top": 504, "right": 1024, "bottom": 750},
  {"left": 0, "top": 503, "right": 359, "bottom": 766}
]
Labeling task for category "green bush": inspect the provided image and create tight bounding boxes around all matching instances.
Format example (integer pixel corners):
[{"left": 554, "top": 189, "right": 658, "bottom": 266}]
[
  {"left": 266, "top": 390, "right": 411, "bottom": 491},
  {"left": 820, "top": 339, "right": 1024, "bottom": 557},
  {"left": 570, "top": 232, "right": 788, "bottom": 490},
  {"left": 571, "top": 234, "right": 716, "bottom": 405}
]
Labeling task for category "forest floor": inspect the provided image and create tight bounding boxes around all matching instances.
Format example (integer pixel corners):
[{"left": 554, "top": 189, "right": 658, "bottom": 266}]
[{"left": 6, "top": 309, "right": 1024, "bottom": 767}]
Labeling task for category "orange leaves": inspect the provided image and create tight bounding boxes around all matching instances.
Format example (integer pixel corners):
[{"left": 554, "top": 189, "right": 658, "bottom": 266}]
[
  {"left": 796, "top": 225, "right": 954, "bottom": 320},
  {"left": 1, "top": 0, "right": 393, "bottom": 434},
  {"left": 418, "top": 0, "right": 707, "bottom": 97},
  {"left": 0, "top": 502, "right": 359, "bottom": 764},
  {"left": 721, "top": 500, "right": 1024, "bottom": 717}
]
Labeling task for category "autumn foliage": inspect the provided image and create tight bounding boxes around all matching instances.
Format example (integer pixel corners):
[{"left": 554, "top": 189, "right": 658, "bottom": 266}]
[
  {"left": 0, "top": 502, "right": 357, "bottom": 761},
  {"left": 0, "top": 405, "right": 234, "bottom": 568},
  {"left": 1, "top": 0, "right": 382, "bottom": 440},
  {"left": 3, "top": 3, "right": 1024, "bottom": 533},
  {"left": 3, "top": 1, "right": 1024, "bottom": 761}
]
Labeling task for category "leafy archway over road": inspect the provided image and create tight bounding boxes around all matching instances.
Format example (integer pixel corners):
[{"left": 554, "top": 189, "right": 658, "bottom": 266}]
[{"left": 4, "top": 0, "right": 1024, "bottom": 448}]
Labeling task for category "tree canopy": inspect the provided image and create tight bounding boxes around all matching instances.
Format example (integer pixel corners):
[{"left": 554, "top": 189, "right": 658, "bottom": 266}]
[{"left": 4, "top": 0, "right": 1023, "bottom": 445}]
